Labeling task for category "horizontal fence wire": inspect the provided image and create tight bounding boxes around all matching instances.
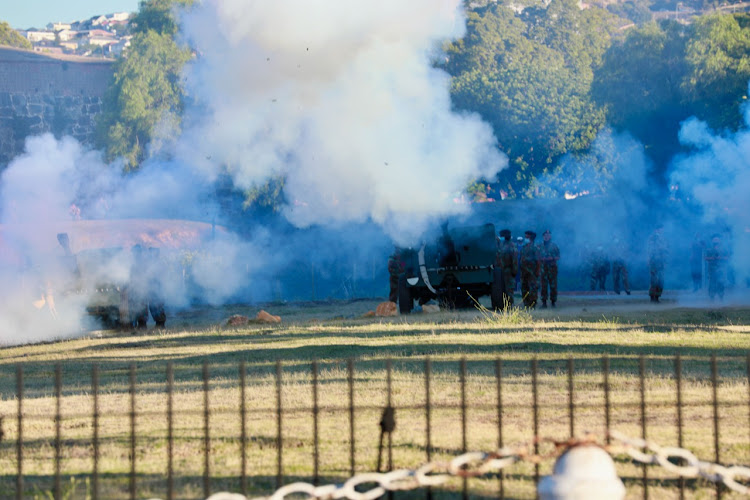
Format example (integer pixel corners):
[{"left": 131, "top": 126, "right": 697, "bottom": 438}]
[{"left": 1, "top": 354, "right": 749, "bottom": 499}]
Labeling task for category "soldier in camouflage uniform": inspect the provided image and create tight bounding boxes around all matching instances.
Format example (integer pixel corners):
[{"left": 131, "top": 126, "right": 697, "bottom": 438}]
[
  {"left": 704, "top": 234, "right": 728, "bottom": 301},
  {"left": 387, "top": 248, "right": 405, "bottom": 303},
  {"left": 496, "top": 229, "right": 518, "bottom": 308},
  {"left": 520, "top": 230, "right": 541, "bottom": 308},
  {"left": 611, "top": 238, "right": 631, "bottom": 295},
  {"left": 589, "top": 246, "right": 609, "bottom": 291},
  {"left": 129, "top": 245, "right": 166, "bottom": 328},
  {"left": 539, "top": 229, "right": 560, "bottom": 308},
  {"left": 648, "top": 225, "right": 668, "bottom": 302}
]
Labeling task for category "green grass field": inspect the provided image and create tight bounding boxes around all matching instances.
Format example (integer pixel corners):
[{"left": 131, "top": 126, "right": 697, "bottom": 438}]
[{"left": 1, "top": 294, "right": 750, "bottom": 499}]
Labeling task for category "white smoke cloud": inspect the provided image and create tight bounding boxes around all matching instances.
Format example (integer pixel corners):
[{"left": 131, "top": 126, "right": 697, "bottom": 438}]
[
  {"left": 669, "top": 94, "right": 750, "bottom": 283},
  {"left": 176, "top": 0, "right": 506, "bottom": 245},
  {"left": 0, "top": 135, "right": 103, "bottom": 343},
  {"left": 0, "top": 0, "right": 510, "bottom": 344},
  {"left": 0, "top": 134, "right": 258, "bottom": 345}
]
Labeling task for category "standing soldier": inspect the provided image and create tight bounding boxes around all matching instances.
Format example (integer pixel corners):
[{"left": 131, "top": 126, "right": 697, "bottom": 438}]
[
  {"left": 387, "top": 247, "right": 405, "bottom": 303},
  {"left": 589, "top": 246, "right": 610, "bottom": 291},
  {"left": 129, "top": 245, "right": 166, "bottom": 328},
  {"left": 539, "top": 230, "right": 560, "bottom": 308},
  {"left": 689, "top": 233, "right": 705, "bottom": 292},
  {"left": 496, "top": 229, "right": 518, "bottom": 308},
  {"left": 611, "top": 238, "right": 631, "bottom": 295},
  {"left": 515, "top": 236, "right": 524, "bottom": 292},
  {"left": 705, "top": 234, "right": 728, "bottom": 301},
  {"left": 520, "top": 230, "right": 541, "bottom": 308},
  {"left": 648, "top": 225, "right": 668, "bottom": 303},
  {"left": 146, "top": 247, "right": 166, "bottom": 328}
]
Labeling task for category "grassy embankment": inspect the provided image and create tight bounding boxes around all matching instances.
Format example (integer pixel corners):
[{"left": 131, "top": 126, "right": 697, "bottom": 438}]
[{"left": 1, "top": 296, "right": 750, "bottom": 499}]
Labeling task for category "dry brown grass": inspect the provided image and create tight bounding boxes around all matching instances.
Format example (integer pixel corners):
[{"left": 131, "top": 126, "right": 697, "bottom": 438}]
[{"left": 1, "top": 297, "right": 750, "bottom": 498}]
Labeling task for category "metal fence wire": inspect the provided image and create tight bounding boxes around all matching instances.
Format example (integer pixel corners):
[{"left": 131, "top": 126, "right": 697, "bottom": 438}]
[{"left": 1, "top": 354, "right": 750, "bottom": 499}]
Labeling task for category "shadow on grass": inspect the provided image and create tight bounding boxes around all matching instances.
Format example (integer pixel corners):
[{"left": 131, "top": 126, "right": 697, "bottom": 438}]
[{"left": 2, "top": 342, "right": 748, "bottom": 401}]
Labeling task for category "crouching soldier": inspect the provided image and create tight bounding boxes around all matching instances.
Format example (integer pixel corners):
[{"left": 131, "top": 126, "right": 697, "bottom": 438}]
[{"left": 129, "top": 245, "right": 166, "bottom": 329}]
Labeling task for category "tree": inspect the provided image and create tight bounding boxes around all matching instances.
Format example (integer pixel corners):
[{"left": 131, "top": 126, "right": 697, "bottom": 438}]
[
  {"left": 592, "top": 21, "right": 691, "bottom": 175},
  {"left": 445, "top": 1, "right": 619, "bottom": 196},
  {"left": 682, "top": 14, "right": 750, "bottom": 130},
  {"left": 593, "top": 14, "right": 750, "bottom": 179},
  {"left": 131, "top": 0, "right": 192, "bottom": 36},
  {"left": 0, "top": 21, "right": 32, "bottom": 50},
  {"left": 96, "top": 0, "right": 193, "bottom": 170}
]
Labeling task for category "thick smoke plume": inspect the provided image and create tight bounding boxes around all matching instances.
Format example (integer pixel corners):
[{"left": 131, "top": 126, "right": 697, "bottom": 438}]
[
  {"left": 508, "top": 94, "right": 750, "bottom": 300},
  {"left": 176, "top": 0, "right": 506, "bottom": 245},
  {"left": 0, "top": 1, "right": 507, "bottom": 344},
  {"left": 668, "top": 97, "right": 750, "bottom": 285}
]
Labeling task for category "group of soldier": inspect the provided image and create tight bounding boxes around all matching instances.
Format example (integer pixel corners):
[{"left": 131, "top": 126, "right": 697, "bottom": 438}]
[
  {"left": 586, "top": 239, "right": 631, "bottom": 296},
  {"left": 496, "top": 229, "right": 559, "bottom": 309},
  {"left": 388, "top": 222, "right": 735, "bottom": 310},
  {"left": 585, "top": 225, "right": 731, "bottom": 303}
]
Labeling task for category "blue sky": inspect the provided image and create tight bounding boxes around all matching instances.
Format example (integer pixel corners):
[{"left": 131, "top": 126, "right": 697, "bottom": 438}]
[{"left": 3, "top": 0, "right": 141, "bottom": 30}]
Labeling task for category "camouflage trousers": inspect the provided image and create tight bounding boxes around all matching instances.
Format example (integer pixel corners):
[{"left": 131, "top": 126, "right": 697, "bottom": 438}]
[
  {"left": 521, "top": 269, "right": 539, "bottom": 308},
  {"left": 612, "top": 259, "right": 630, "bottom": 294},
  {"left": 501, "top": 267, "right": 516, "bottom": 307},
  {"left": 130, "top": 291, "right": 166, "bottom": 328},
  {"left": 649, "top": 264, "right": 664, "bottom": 299},
  {"left": 707, "top": 269, "right": 725, "bottom": 300},
  {"left": 540, "top": 264, "right": 557, "bottom": 304},
  {"left": 389, "top": 275, "right": 399, "bottom": 303},
  {"left": 590, "top": 268, "right": 608, "bottom": 291}
]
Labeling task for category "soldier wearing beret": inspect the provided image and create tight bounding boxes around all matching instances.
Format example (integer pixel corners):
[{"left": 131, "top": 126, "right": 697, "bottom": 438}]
[
  {"left": 648, "top": 225, "right": 668, "bottom": 303},
  {"left": 539, "top": 229, "right": 560, "bottom": 308},
  {"left": 705, "top": 234, "right": 728, "bottom": 301}
]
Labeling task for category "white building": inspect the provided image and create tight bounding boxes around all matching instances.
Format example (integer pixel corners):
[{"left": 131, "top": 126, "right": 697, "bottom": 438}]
[
  {"left": 110, "top": 12, "right": 131, "bottom": 22},
  {"left": 56, "top": 29, "right": 80, "bottom": 42},
  {"left": 25, "top": 31, "right": 56, "bottom": 42},
  {"left": 47, "top": 22, "right": 72, "bottom": 31}
]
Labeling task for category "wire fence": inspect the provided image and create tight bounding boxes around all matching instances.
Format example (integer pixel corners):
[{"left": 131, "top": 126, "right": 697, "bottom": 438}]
[{"left": 1, "top": 354, "right": 750, "bottom": 499}]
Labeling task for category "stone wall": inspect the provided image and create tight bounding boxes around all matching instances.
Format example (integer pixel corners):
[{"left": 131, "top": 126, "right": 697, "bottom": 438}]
[{"left": 0, "top": 47, "right": 113, "bottom": 166}]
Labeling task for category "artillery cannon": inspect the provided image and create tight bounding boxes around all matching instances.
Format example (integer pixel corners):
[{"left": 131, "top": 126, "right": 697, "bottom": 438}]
[{"left": 397, "top": 223, "right": 504, "bottom": 313}]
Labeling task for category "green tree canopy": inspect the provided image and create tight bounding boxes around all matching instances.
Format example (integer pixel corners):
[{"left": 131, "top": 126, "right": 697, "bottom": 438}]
[
  {"left": 96, "top": 0, "right": 194, "bottom": 170},
  {"left": 0, "top": 21, "right": 32, "bottom": 50},
  {"left": 593, "top": 14, "right": 750, "bottom": 177},
  {"left": 131, "top": 0, "right": 192, "bottom": 36},
  {"left": 592, "top": 21, "right": 690, "bottom": 173},
  {"left": 682, "top": 13, "right": 750, "bottom": 130},
  {"left": 445, "top": 0, "right": 620, "bottom": 196}
]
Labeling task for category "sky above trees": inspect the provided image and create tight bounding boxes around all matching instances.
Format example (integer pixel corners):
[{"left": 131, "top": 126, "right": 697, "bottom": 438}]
[{"left": 5, "top": 0, "right": 139, "bottom": 29}]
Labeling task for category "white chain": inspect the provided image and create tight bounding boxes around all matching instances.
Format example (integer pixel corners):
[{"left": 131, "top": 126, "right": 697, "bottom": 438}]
[
  {"left": 608, "top": 430, "right": 750, "bottom": 494},
  {"left": 246, "top": 446, "right": 523, "bottom": 500},
  {"left": 164, "top": 431, "right": 750, "bottom": 500}
]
